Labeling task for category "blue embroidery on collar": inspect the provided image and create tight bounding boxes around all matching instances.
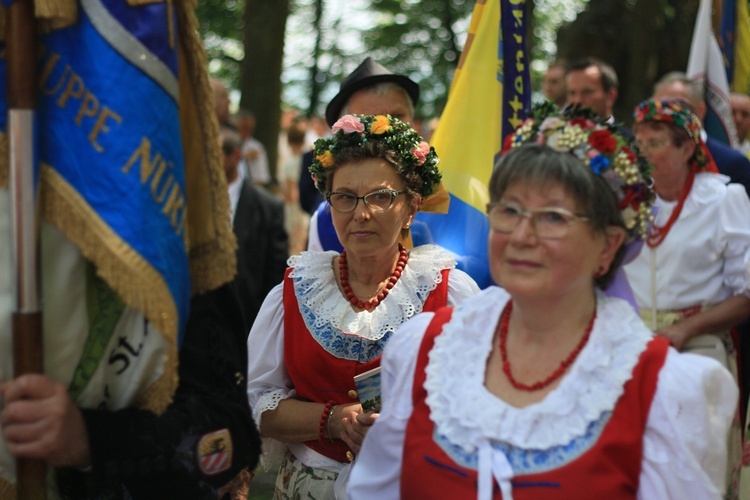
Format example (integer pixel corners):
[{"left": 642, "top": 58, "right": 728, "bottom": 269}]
[
  {"left": 434, "top": 410, "right": 612, "bottom": 475},
  {"left": 294, "top": 273, "right": 433, "bottom": 362}
]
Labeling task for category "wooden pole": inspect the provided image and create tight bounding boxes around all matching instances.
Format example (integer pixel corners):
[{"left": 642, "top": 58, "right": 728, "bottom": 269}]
[
  {"left": 713, "top": 0, "right": 723, "bottom": 34},
  {"left": 6, "top": 0, "right": 46, "bottom": 497}
]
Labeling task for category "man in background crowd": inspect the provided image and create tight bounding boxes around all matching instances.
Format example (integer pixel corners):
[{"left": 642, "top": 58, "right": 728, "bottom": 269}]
[
  {"left": 731, "top": 91, "right": 750, "bottom": 157},
  {"left": 235, "top": 109, "right": 271, "bottom": 186},
  {"left": 542, "top": 60, "right": 567, "bottom": 108},
  {"left": 221, "top": 127, "right": 288, "bottom": 333}
]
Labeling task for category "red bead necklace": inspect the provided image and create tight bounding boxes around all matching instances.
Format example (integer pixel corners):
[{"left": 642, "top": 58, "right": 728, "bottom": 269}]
[
  {"left": 339, "top": 245, "right": 409, "bottom": 311},
  {"left": 646, "top": 169, "right": 695, "bottom": 248},
  {"left": 499, "top": 301, "right": 596, "bottom": 391}
]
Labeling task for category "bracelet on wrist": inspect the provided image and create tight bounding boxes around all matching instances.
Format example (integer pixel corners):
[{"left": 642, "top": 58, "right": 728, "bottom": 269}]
[
  {"left": 326, "top": 404, "right": 337, "bottom": 442},
  {"left": 318, "top": 400, "right": 336, "bottom": 444}
]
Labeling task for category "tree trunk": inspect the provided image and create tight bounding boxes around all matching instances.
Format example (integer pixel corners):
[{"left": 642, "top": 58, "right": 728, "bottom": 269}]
[
  {"left": 307, "top": 0, "right": 324, "bottom": 118},
  {"left": 623, "top": 0, "right": 663, "bottom": 114},
  {"left": 557, "top": 0, "right": 700, "bottom": 126},
  {"left": 241, "top": 0, "right": 290, "bottom": 184}
]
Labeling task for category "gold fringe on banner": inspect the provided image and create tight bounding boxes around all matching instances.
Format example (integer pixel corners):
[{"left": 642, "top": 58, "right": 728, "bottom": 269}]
[
  {"left": 0, "top": 0, "right": 236, "bottom": 293},
  {"left": 0, "top": 0, "right": 233, "bottom": 407},
  {"left": 34, "top": 0, "right": 76, "bottom": 31},
  {"left": 175, "top": 0, "right": 237, "bottom": 294},
  {"left": 42, "top": 166, "right": 179, "bottom": 414}
]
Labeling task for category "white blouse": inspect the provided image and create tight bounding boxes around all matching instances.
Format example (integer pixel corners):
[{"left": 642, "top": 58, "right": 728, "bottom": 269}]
[
  {"left": 624, "top": 173, "right": 750, "bottom": 312},
  {"left": 245, "top": 244, "right": 480, "bottom": 471},
  {"left": 348, "top": 287, "right": 738, "bottom": 500}
]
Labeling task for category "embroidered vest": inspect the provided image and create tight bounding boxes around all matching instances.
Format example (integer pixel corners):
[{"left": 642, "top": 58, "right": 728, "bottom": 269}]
[
  {"left": 283, "top": 267, "right": 450, "bottom": 463},
  {"left": 401, "top": 307, "right": 669, "bottom": 499}
]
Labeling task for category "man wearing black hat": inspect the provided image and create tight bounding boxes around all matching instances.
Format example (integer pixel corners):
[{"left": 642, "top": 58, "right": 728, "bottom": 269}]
[
  {"left": 325, "top": 57, "right": 418, "bottom": 127},
  {"left": 299, "top": 58, "right": 421, "bottom": 251}
]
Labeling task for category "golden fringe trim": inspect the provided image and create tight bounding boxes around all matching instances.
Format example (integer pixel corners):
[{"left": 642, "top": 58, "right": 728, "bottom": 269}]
[
  {"left": 175, "top": 0, "right": 237, "bottom": 294},
  {"left": 42, "top": 166, "right": 178, "bottom": 414},
  {"left": 0, "top": 133, "right": 7, "bottom": 189},
  {"left": 133, "top": 340, "right": 178, "bottom": 414},
  {"left": 0, "top": 0, "right": 235, "bottom": 293},
  {"left": 34, "top": 0, "right": 77, "bottom": 32}
]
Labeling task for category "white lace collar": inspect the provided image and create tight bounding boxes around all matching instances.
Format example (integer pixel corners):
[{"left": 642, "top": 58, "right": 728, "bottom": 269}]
[
  {"left": 288, "top": 244, "right": 455, "bottom": 342},
  {"left": 424, "top": 287, "right": 653, "bottom": 453}
]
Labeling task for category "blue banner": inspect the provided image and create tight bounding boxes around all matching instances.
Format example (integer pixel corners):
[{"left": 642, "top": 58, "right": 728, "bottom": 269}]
[
  {"left": 2, "top": 0, "right": 191, "bottom": 342},
  {"left": 500, "top": 0, "right": 531, "bottom": 139},
  {"left": 720, "top": 0, "right": 738, "bottom": 83}
]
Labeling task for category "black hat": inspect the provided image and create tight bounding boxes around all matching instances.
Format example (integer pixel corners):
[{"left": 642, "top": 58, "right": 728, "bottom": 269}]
[{"left": 325, "top": 57, "right": 420, "bottom": 126}]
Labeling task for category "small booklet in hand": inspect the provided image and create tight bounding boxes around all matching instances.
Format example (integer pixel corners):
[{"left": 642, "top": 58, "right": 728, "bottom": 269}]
[{"left": 353, "top": 366, "right": 382, "bottom": 413}]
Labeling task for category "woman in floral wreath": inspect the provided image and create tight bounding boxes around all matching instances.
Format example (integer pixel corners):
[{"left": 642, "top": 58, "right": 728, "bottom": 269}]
[
  {"left": 625, "top": 98, "right": 750, "bottom": 497},
  {"left": 348, "top": 105, "right": 737, "bottom": 499},
  {"left": 245, "top": 114, "right": 479, "bottom": 498}
]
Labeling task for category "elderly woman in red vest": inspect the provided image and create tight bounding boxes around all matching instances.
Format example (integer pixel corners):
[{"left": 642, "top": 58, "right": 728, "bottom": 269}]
[
  {"left": 349, "top": 106, "right": 737, "bottom": 499},
  {"left": 246, "top": 114, "right": 479, "bottom": 498}
]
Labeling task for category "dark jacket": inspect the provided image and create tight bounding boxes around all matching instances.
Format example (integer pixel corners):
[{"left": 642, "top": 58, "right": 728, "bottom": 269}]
[
  {"left": 705, "top": 136, "right": 750, "bottom": 198},
  {"left": 299, "top": 150, "right": 324, "bottom": 215},
  {"left": 232, "top": 179, "right": 289, "bottom": 332}
]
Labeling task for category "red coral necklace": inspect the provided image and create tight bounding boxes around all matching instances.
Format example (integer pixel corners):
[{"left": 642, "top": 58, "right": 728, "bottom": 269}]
[
  {"left": 339, "top": 245, "right": 409, "bottom": 311},
  {"left": 499, "top": 301, "right": 596, "bottom": 391},
  {"left": 646, "top": 169, "right": 695, "bottom": 248}
]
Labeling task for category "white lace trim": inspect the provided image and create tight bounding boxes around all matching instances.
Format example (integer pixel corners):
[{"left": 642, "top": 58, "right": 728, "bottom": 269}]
[
  {"left": 424, "top": 287, "right": 653, "bottom": 453},
  {"left": 288, "top": 244, "right": 455, "bottom": 342},
  {"left": 252, "top": 388, "right": 296, "bottom": 432}
]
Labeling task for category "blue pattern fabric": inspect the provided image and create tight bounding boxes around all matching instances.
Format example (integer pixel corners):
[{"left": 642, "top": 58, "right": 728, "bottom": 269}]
[{"left": 434, "top": 410, "right": 612, "bottom": 475}]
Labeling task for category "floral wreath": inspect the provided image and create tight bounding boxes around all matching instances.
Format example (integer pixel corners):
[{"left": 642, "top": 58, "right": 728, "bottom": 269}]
[
  {"left": 309, "top": 114, "right": 442, "bottom": 198},
  {"left": 633, "top": 99, "right": 719, "bottom": 174},
  {"left": 501, "top": 103, "right": 654, "bottom": 241}
]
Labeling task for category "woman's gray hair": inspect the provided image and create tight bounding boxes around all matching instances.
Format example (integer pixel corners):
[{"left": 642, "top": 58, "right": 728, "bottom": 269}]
[{"left": 489, "top": 143, "right": 626, "bottom": 288}]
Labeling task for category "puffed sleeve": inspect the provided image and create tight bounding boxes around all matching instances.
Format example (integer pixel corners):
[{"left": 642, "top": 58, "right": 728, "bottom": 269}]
[
  {"left": 246, "top": 283, "right": 291, "bottom": 429},
  {"left": 347, "top": 312, "right": 434, "bottom": 499},
  {"left": 638, "top": 349, "right": 738, "bottom": 499},
  {"left": 719, "top": 184, "right": 750, "bottom": 298},
  {"left": 245, "top": 283, "right": 293, "bottom": 470},
  {"left": 447, "top": 268, "right": 481, "bottom": 306}
]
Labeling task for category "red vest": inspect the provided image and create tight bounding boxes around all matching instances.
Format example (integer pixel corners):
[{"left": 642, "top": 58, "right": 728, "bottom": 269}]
[
  {"left": 401, "top": 307, "right": 669, "bottom": 499},
  {"left": 283, "top": 267, "right": 450, "bottom": 463}
]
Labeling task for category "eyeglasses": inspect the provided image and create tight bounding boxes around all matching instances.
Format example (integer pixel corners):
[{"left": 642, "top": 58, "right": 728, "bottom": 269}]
[
  {"left": 327, "top": 189, "right": 407, "bottom": 213},
  {"left": 634, "top": 138, "right": 671, "bottom": 154},
  {"left": 487, "top": 202, "right": 590, "bottom": 239}
]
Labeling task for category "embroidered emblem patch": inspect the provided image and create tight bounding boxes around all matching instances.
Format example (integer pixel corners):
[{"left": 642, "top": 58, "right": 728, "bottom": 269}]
[{"left": 197, "top": 428, "right": 233, "bottom": 476}]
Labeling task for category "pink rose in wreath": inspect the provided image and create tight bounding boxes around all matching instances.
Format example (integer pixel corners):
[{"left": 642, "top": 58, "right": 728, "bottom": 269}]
[
  {"left": 412, "top": 141, "right": 431, "bottom": 166},
  {"left": 332, "top": 115, "right": 365, "bottom": 134}
]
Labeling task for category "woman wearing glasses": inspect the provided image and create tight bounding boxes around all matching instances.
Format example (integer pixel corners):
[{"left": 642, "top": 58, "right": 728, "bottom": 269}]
[
  {"left": 626, "top": 99, "right": 750, "bottom": 497},
  {"left": 349, "top": 106, "right": 737, "bottom": 499},
  {"left": 245, "top": 114, "right": 479, "bottom": 498}
]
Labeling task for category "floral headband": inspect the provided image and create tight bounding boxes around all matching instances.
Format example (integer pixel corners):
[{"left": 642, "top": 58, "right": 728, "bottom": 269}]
[
  {"left": 633, "top": 99, "right": 719, "bottom": 173},
  {"left": 309, "top": 114, "right": 442, "bottom": 198},
  {"left": 502, "top": 103, "right": 654, "bottom": 242}
]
